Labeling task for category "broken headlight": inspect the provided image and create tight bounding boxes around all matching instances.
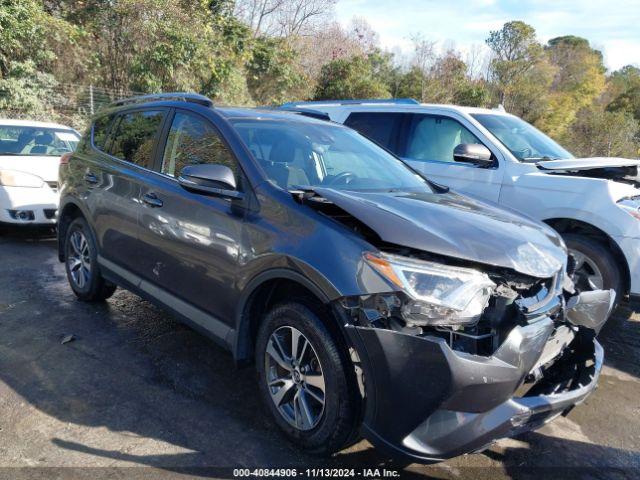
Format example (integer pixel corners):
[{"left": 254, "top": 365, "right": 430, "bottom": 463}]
[{"left": 364, "top": 252, "right": 496, "bottom": 326}]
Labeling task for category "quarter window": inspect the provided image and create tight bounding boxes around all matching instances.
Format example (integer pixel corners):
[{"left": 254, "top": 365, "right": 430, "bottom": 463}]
[
  {"left": 161, "top": 112, "right": 240, "bottom": 182},
  {"left": 404, "top": 114, "right": 482, "bottom": 163},
  {"left": 92, "top": 114, "right": 115, "bottom": 151},
  {"left": 108, "top": 110, "right": 165, "bottom": 169}
]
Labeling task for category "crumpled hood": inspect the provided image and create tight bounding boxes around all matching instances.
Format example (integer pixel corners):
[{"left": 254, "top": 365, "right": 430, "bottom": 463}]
[
  {"left": 313, "top": 187, "right": 566, "bottom": 279},
  {"left": 537, "top": 157, "right": 640, "bottom": 172},
  {"left": 0, "top": 155, "right": 61, "bottom": 182}
]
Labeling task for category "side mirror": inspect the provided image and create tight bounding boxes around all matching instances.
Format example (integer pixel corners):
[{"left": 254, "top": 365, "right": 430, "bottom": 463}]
[
  {"left": 453, "top": 144, "right": 494, "bottom": 167},
  {"left": 178, "top": 164, "right": 243, "bottom": 199}
]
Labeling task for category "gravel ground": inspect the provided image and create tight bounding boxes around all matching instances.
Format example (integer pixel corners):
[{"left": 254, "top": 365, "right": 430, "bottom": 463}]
[{"left": 0, "top": 228, "right": 638, "bottom": 479}]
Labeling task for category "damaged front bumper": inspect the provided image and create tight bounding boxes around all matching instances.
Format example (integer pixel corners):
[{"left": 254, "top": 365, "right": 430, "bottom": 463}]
[{"left": 343, "top": 289, "right": 612, "bottom": 462}]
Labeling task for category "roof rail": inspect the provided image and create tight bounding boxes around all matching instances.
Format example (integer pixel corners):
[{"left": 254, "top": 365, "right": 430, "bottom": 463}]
[
  {"left": 276, "top": 107, "right": 331, "bottom": 121},
  {"left": 110, "top": 92, "right": 214, "bottom": 108},
  {"left": 280, "top": 98, "right": 419, "bottom": 108}
]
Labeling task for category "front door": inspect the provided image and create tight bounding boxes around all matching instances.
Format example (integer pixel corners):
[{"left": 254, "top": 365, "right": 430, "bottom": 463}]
[
  {"left": 398, "top": 113, "right": 504, "bottom": 203},
  {"left": 137, "top": 109, "right": 246, "bottom": 326}
]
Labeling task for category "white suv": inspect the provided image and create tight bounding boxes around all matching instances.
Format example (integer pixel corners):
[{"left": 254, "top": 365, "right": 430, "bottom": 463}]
[
  {"left": 282, "top": 99, "right": 640, "bottom": 301},
  {"left": 0, "top": 119, "right": 80, "bottom": 226}
]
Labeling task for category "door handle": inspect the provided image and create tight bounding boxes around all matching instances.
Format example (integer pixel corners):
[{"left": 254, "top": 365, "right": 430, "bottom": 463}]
[
  {"left": 142, "top": 192, "right": 163, "bottom": 208},
  {"left": 84, "top": 172, "right": 98, "bottom": 184}
]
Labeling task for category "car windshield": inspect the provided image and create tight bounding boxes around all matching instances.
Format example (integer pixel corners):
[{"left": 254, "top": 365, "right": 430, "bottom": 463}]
[
  {"left": 471, "top": 113, "right": 573, "bottom": 162},
  {"left": 0, "top": 125, "right": 80, "bottom": 157},
  {"left": 232, "top": 119, "right": 429, "bottom": 191}
]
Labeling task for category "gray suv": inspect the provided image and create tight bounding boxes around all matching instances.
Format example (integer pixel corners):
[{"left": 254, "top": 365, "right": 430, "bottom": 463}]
[{"left": 57, "top": 93, "right": 613, "bottom": 462}]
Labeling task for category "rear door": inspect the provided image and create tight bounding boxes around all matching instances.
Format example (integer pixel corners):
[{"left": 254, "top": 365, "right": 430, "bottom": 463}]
[
  {"left": 137, "top": 109, "right": 247, "bottom": 327},
  {"left": 86, "top": 108, "right": 167, "bottom": 275}
]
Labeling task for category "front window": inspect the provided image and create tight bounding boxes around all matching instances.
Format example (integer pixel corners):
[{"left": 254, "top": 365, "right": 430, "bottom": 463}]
[
  {"left": 0, "top": 125, "right": 80, "bottom": 156},
  {"left": 472, "top": 113, "right": 573, "bottom": 162},
  {"left": 232, "top": 120, "right": 428, "bottom": 191}
]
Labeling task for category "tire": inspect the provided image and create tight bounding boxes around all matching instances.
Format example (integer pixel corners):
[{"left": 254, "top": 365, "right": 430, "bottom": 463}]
[
  {"left": 64, "top": 217, "right": 116, "bottom": 302},
  {"left": 563, "top": 233, "right": 622, "bottom": 300},
  {"left": 255, "top": 302, "right": 359, "bottom": 456}
]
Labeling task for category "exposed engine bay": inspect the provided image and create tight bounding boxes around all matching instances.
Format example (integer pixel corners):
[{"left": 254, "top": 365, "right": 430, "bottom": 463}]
[{"left": 537, "top": 158, "right": 640, "bottom": 186}]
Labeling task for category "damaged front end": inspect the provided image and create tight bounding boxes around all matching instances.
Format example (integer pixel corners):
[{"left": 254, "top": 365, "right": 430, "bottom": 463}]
[{"left": 336, "top": 252, "right": 614, "bottom": 462}]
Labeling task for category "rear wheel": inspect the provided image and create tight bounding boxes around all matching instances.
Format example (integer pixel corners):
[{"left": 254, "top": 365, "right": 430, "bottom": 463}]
[
  {"left": 64, "top": 217, "right": 116, "bottom": 302},
  {"left": 255, "top": 302, "right": 359, "bottom": 455},
  {"left": 564, "top": 233, "right": 622, "bottom": 301}
]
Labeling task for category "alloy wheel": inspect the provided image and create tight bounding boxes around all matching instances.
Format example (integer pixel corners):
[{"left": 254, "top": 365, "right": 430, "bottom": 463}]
[
  {"left": 569, "top": 248, "right": 604, "bottom": 291},
  {"left": 264, "top": 326, "right": 326, "bottom": 431},
  {"left": 67, "top": 230, "right": 92, "bottom": 289}
]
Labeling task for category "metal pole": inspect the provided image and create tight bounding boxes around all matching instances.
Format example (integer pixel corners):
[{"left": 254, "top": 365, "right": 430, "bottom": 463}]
[{"left": 89, "top": 85, "right": 94, "bottom": 115}]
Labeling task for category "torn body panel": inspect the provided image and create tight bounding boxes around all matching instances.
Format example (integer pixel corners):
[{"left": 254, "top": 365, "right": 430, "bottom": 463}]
[{"left": 336, "top": 279, "right": 611, "bottom": 462}]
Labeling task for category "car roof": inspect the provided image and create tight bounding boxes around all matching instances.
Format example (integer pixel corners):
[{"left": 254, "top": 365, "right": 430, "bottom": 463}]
[{"left": 0, "top": 118, "right": 78, "bottom": 130}]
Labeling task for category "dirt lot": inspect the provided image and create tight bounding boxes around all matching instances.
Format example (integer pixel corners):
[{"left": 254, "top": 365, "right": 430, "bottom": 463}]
[{"left": 0, "top": 228, "right": 639, "bottom": 479}]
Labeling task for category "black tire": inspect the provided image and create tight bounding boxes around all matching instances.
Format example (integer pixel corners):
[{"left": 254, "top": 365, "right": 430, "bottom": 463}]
[
  {"left": 563, "top": 233, "right": 623, "bottom": 300},
  {"left": 64, "top": 217, "right": 116, "bottom": 302},
  {"left": 255, "top": 302, "right": 359, "bottom": 456}
]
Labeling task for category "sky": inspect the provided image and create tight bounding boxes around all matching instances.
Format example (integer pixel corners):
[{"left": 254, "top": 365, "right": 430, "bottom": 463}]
[{"left": 334, "top": 0, "right": 640, "bottom": 71}]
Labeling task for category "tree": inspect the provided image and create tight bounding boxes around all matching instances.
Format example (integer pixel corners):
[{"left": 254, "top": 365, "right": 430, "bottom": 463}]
[
  {"left": 246, "top": 37, "right": 309, "bottom": 104},
  {"left": 314, "top": 54, "right": 391, "bottom": 100},
  {"left": 539, "top": 36, "right": 606, "bottom": 138},
  {"left": 0, "top": 0, "right": 80, "bottom": 118},
  {"left": 565, "top": 107, "right": 639, "bottom": 158},
  {"left": 607, "top": 66, "right": 640, "bottom": 122},
  {"left": 486, "top": 21, "right": 553, "bottom": 120}
]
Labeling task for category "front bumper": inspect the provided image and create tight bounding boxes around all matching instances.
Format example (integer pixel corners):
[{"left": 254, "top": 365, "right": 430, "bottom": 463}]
[
  {"left": 0, "top": 185, "right": 58, "bottom": 225},
  {"left": 345, "top": 291, "right": 610, "bottom": 462},
  {"left": 613, "top": 235, "right": 640, "bottom": 295}
]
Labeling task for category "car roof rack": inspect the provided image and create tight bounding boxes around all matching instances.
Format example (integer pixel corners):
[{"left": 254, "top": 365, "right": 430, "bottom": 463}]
[
  {"left": 110, "top": 92, "right": 214, "bottom": 108},
  {"left": 280, "top": 98, "right": 420, "bottom": 108},
  {"left": 276, "top": 107, "right": 332, "bottom": 121}
]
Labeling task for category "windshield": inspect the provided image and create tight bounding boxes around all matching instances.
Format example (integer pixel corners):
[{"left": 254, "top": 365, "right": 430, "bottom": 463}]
[
  {"left": 232, "top": 120, "right": 429, "bottom": 191},
  {"left": 0, "top": 125, "right": 80, "bottom": 157},
  {"left": 472, "top": 113, "right": 573, "bottom": 162}
]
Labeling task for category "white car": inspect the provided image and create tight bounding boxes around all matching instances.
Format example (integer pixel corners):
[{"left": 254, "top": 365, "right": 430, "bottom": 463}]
[
  {"left": 0, "top": 119, "right": 80, "bottom": 226},
  {"left": 282, "top": 99, "right": 640, "bottom": 301}
]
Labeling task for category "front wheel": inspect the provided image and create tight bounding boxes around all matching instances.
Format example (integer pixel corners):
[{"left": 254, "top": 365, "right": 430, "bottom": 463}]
[
  {"left": 564, "top": 233, "right": 622, "bottom": 301},
  {"left": 64, "top": 217, "right": 116, "bottom": 302},
  {"left": 255, "top": 302, "right": 359, "bottom": 455}
]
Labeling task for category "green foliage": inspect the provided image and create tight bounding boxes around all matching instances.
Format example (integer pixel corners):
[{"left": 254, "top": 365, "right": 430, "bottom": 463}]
[
  {"left": 246, "top": 37, "right": 309, "bottom": 105},
  {"left": 539, "top": 36, "right": 606, "bottom": 137},
  {"left": 607, "top": 66, "right": 640, "bottom": 122},
  {"left": 314, "top": 54, "right": 391, "bottom": 100},
  {"left": 565, "top": 107, "right": 639, "bottom": 158}
]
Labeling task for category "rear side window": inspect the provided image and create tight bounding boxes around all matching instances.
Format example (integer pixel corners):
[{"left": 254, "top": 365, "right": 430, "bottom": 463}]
[
  {"left": 92, "top": 114, "right": 114, "bottom": 151},
  {"left": 343, "top": 112, "right": 403, "bottom": 154},
  {"left": 108, "top": 110, "right": 165, "bottom": 169}
]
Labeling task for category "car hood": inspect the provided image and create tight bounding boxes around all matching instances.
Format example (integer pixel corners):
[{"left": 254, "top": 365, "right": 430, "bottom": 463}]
[
  {"left": 537, "top": 157, "right": 640, "bottom": 172},
  {"left": 312, "top": 187, "right": 566, "bottom": 279},
  {"left": 0, "top": 155, "right": 61, "bottom": 182}
]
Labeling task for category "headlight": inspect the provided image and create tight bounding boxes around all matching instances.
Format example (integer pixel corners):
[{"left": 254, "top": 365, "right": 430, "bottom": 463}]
[
  {"left": 364, "top": 252, "right": 495, "bottom": 326},
  {"left": 0, "top": 170, "right": 44, "bottom": 188},
  {"left": 617, "top": 196, "right": 640, "bottom": 220}
]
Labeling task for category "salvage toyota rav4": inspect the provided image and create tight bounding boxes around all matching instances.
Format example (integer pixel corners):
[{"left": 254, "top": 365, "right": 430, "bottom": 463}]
[{"left": 58, "top": 93, "right": 614, "bottom": 462}]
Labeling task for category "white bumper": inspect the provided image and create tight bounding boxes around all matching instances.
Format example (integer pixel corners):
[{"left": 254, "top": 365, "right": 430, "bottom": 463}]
[{"left": 0, "top": 185, "right": 59, "bottom": 225}]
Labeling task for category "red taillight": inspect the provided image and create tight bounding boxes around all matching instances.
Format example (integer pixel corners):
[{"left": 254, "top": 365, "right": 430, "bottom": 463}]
[{"left": 60, "top": 152, "right": 72, "bottom": 165}]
